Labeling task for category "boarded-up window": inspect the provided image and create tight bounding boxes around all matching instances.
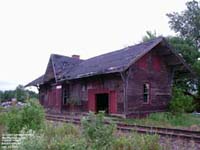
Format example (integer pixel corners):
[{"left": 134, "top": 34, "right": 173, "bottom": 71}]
[
  {"left": 62, "top": 85, "right": 69, "bottom": 104},
  {"left": 138, "top": 54, "right": 148, "bottom": 69},
  {"left": 143, "top": 83, "right": 150, "bottom": 103},
  {"left": 153, "top": 56, "right": 161, "bottom": 72}
]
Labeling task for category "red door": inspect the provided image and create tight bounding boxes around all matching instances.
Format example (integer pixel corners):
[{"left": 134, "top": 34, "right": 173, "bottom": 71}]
[
  {"left": 109, "top": 91, "right": 117, "bottom": 114},
  {"left": 88, "top": 89, "right": 117, "bottom": 114},
  {"left": 88, "top": 89, "right": 96, "bottom": 112}
]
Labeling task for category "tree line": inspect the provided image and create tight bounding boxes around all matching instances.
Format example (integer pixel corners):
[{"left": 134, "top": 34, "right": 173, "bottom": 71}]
[{"left": 0, "top": 85, "right": 38, "bottom": 103}]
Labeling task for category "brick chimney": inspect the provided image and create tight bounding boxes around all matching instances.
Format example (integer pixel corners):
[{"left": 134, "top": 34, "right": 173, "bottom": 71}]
[{"left": 72, "top": 55, "right": 80, "bottom": 59}]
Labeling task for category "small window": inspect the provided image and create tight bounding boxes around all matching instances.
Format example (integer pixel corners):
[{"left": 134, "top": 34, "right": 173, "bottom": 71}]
[
  {"left": 143, "top": 83, "right": 150, "bottom": 103},
  {"left": 82, "top": 83, "right": 87, "bottom": 92},
  {"left": 63, "top": 86, "right": 69, "bottom": 104}
]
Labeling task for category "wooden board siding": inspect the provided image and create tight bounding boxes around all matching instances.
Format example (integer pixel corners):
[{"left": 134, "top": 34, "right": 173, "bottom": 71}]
[
  {"left": 39, "top": 84, "right": 62, "bottom": 113},
  {"left": 62, "top": 74, "right": 124, "bottom": 114},
  {"left": 39, "top": 48, "right": 173, "bottom": 116},
  {"left": 126, "top": 48, "right": 172, "bottom": 116}
]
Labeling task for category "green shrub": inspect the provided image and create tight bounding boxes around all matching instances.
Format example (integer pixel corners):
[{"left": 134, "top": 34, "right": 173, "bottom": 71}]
[
  {"left": 20, "top": 99, "right": 45, "bottom": 131},
  {"left": 170, "top": 87, "right": 196, "bottom": 113},
  {"left": 81, "top": 112, "right": 116, "bottom": 150},
  {"left": 5, "top": 107, "right": 23, "bottom": 133},
  {"left": 4, "top": 99, "right": 45, "bottom": 133}
]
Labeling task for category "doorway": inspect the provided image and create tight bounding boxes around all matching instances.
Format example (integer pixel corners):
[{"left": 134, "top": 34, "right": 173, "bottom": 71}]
[{"left": 96, "top": 93, "right": 109, "bottom": 113}]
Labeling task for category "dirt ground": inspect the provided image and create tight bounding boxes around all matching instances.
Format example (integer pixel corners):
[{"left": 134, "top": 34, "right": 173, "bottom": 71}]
[{"left": 160, "top": 137, "right": 200, "bottom": 150}]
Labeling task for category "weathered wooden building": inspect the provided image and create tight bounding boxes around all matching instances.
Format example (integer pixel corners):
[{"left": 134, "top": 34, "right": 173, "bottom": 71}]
[{"left": 26, "top": 37, "right": 193, "bottom": 117}]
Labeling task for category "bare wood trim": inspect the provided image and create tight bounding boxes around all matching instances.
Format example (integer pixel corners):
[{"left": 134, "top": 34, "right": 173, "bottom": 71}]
[
  {"left": 51, "top": 55, "right": 58, "bottom": 83},
  {"left": 120, "top": 71, "right": 127, "bottom": 115},
  {"left": 167, "top": 62, "right": 183, "bottom": 66}
]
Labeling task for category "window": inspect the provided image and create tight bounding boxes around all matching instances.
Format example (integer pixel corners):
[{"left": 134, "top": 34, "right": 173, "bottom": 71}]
[
  {"left": 82, "top": 83, "right": 87, "bottom": 92},
  {"left": 63, "top": 86, "right": 69, "bottom": 105},
  {"left": 143, "top": 83, "right": 150, "bottom": 103}
]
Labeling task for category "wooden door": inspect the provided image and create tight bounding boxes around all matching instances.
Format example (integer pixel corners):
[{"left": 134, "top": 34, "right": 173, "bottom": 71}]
[{"left": 109, "top": 91, "right": 117, "bottom": 114}]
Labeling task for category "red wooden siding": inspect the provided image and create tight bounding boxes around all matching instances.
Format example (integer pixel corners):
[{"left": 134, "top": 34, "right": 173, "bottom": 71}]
[
  {"left": 126, "top": 48, "right": 172, "bottom": 117},
  {"left": 39, "top": 85, "right": 62, "bottom": 112},
  {"left": 153, "top": 55, "right": 161, "bottom": 72},
  {"left": 137, "top": 54, "right": 148, "bottom": 69}
]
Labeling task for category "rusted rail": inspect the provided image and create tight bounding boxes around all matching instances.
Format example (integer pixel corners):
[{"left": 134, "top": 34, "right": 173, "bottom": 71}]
[{"left": 45, "top": 113, "right": 200, "bottom": 142}]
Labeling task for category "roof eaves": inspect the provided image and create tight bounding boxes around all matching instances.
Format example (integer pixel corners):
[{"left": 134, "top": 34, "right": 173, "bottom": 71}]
[{"left": 25, "top": 75, "right": 44, "bottom": 87}]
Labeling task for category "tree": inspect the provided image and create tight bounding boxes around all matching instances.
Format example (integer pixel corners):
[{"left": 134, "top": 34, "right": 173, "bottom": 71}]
[
  {"left": 167, "top": 0, "right": 200, "bottom": 48},
  {"left": 0, "top": 91, "right": 3, "bottom": 102},
  {"left": 0, "top": 85, "right": 38, "bottom": 103},
  {"left": 167, "top": 37, "right": 199, "bottom": 93},
  {"left": 3, "top": 90, "right": 15, "bottom": 101},
  {"left": 167, "top": 36, "right": 199, "bottom": 65},
  {"left": 167, "top": 1, "right": 200, "bottom": 97},
  {"left": 26, "top": 90, "right": 38, "bottom": 99},
  {"left": 142, "top": 31, "right": 159, "bottom": 42},
  {"left": 170, "top": 87, "right": 196, "bottom": 113},
  {"left": 15, "top": 85, "right": 28, "bottom": 102}
]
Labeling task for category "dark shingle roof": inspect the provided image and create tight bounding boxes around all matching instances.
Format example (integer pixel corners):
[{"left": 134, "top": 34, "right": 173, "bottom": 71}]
[
  {"left": 64, "top": 37, "right": 163, "bottom": 79},
  {"left": 25, "top": 55, "right": 82, "bottom": 87},
  {"left": 26, "top": 36, "right": 193, "bottom": 87},
  {"left": 25, "top": 75, "right": 44, "bottom": 87},
  {"left": 50, "top": 54, "right": 83, "bottom": 81}
]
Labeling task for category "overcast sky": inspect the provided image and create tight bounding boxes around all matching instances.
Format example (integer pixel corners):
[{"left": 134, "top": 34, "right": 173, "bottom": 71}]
[{"left": 0, "top": 0, "right": 189, "bottom": 91}]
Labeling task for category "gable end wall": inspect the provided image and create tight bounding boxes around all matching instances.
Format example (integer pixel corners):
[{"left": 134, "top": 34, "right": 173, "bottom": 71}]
[{"left": 126, "top": 48, "right": 173, "bottom": 117}]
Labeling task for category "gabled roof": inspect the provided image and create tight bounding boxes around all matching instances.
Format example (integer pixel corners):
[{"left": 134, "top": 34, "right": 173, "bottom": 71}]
[
  {"left": 44, "top": 54, "right": 83, "bottom": 82},
  {"left": 25, "top": 54, "right": 82, "bottom": 87},
  {"left": 63, "top": 37, "right": 163, "bottom": 80},
  {"left": 26, "top": 37, "right": 194, "bottom": 87}
]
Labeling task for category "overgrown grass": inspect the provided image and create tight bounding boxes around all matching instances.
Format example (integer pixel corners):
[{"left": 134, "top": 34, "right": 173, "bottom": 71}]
[
  {"left": 2, "top": 100, "right": 199, "bottom": 149},
  {"left": 0, "top": 99, "right": 45, "bottom": 133},
  {"left": 121, "top": 112, "right": 200, "bottom": 130},
  {"left": 113, "top": 133, "right": 160, "bottom": 150},
  {"left": 17, "top": 112, "right": 161, "bottom": 150}
]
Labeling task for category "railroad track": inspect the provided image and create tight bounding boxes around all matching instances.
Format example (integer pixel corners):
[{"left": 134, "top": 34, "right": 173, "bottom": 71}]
[{"left": 45, "top": 114, "right": 200, "bottom": 142}]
